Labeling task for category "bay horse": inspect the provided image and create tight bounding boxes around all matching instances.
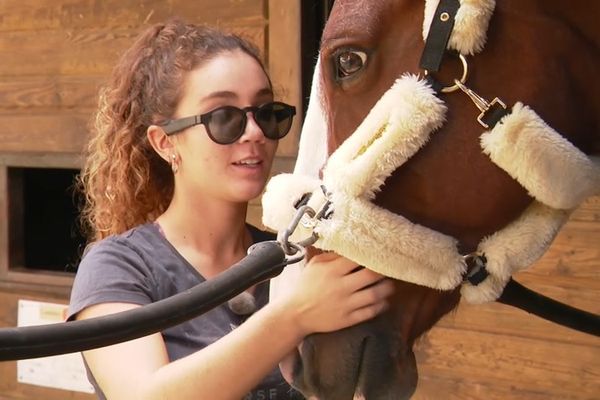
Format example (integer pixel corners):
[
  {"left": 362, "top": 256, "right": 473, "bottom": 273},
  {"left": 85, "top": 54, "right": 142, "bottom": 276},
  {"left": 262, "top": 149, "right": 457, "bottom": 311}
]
[{"left": 263, "top": 0, "right": 599, "bottom": 398}]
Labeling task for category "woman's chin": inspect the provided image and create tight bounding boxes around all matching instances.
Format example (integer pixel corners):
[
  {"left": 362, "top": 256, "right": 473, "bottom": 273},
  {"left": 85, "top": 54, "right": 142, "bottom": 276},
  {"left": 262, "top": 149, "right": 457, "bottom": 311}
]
[{"left": 228, "top": 183, "right": 267, "bottom": 204}]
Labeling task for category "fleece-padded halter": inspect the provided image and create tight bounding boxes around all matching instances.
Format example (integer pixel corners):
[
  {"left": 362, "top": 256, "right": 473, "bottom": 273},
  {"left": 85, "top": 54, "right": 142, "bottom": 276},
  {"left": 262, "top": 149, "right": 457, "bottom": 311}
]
[{"left": 263, "top": 0, "right": 600, "bottom": 303}]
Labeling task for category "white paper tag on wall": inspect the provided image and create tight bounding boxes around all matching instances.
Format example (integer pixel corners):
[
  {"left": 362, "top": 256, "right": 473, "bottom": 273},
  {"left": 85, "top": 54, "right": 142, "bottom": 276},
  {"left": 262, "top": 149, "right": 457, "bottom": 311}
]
[{"left": 16, "top": 299, "right": 94, "bottom": 393}]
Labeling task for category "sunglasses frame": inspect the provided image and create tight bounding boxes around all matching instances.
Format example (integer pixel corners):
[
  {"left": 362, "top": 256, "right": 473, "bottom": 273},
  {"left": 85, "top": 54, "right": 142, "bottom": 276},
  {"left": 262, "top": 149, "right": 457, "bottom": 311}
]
[{"left": 159, "top": 101, "right": 296, "bottom": 145}]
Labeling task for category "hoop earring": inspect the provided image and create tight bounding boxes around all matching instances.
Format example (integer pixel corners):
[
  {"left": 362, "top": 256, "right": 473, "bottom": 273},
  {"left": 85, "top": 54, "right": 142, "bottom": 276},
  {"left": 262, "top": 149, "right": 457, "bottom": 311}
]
[{"left": 170, "top": 153, "right": 179, "bottom": 174}]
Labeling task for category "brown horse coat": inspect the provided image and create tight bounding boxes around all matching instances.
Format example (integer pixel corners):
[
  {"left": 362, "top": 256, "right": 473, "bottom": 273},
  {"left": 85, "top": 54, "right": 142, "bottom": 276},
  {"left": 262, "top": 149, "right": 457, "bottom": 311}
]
[{"left": 263, "top": 0, "right": 599, "bottom": 398}]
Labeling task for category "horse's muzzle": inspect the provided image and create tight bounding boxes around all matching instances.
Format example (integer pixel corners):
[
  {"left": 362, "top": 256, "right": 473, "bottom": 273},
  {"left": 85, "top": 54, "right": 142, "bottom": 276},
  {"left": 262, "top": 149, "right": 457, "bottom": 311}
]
[{"left": 285, "top": 318, "right": 419, "bottom": 400}]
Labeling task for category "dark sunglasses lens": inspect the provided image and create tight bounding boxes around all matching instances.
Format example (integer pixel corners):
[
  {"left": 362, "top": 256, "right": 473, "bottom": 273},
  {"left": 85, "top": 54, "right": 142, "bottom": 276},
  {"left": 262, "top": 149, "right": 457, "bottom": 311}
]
[
  {"left": 206, "top": 107, "right": 245, "bottom": 144},
  {"left": 255, "top": 103, "right": 295, "bottom": 140}
]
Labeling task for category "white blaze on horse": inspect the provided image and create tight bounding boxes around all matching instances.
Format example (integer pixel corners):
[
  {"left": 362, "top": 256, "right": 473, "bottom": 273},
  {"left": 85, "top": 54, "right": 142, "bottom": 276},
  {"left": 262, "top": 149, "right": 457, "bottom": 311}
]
[{"left": 263, "top": 0, "right": 600, "bottom": 398}]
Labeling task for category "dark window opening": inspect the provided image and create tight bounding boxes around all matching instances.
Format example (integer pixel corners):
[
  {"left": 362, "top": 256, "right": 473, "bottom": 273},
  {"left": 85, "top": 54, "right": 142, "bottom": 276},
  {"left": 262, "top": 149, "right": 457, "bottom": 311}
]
[{"left": 8, "top": 167, "right": 85, "bottom": 274}]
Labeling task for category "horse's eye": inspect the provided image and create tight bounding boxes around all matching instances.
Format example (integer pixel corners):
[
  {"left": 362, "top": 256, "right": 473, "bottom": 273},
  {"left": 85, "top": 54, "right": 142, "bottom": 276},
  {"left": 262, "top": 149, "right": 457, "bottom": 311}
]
[{"left": 335, "top": 50, "right": 367, "bottom": 79}]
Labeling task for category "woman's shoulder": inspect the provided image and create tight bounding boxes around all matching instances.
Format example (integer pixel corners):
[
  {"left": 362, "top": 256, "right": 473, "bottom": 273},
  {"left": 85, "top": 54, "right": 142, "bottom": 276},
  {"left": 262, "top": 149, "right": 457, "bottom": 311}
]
[
  {"left": 83, "top": 223, "right": 162, "bottom": 256},
  {"left": 68, "top": 223, "right": 162, "bottom": 320},
  {"left": 75, "top": 222, "right": 169, "bottom": 281}
]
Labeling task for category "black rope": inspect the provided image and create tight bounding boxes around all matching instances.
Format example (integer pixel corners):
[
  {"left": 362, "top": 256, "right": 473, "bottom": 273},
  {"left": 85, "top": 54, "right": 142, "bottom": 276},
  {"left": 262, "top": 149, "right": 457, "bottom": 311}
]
[
  {"left": 497, "top": 278, "right": 600, "bottom": 337},
  {"left": 419, "top": 0, "right": 460, "bottom": 72},
  {"left": 0, "top": 241, "right": 287, "bottom": 361}
]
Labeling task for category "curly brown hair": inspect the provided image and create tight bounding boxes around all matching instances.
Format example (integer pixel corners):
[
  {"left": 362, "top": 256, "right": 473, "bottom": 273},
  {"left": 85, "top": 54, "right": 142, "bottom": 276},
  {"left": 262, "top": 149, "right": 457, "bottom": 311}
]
[{"left": 77, "top": 19, "right": 266, "bottom": 242}]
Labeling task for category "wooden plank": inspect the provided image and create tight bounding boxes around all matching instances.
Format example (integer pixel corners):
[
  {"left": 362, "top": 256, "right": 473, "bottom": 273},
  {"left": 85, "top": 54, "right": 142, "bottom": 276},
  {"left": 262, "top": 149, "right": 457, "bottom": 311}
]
[
  {"left": 512, "top": 272, "right": 599, "bottom": 308},
  {"left": 171, "top": 0, "right": 266, "bottom": 27},
  {"left": 519, "top": 220, "right": 600, "bottom": 278},
  {"left": 413, "top": 375, "right": 596, "bottom": 400},
  {"left": 268, "top": 0, "right": 302, "bottom": 157},
  {"left": 439, "top": 289, "right": 599, "bottom": 348},
  {"left": 0, "top": 76, "right": 103, "bottom": 109},
  {"left": 413, "top": 327, "right": 600, "bottom": 399},
  {"left": 0, "top": 279, "right": 73, "bottom": 299},
  {"left": 0, "top": 153, "right": 82, "bottom": 169},
  {"left": 0, "top": 28, "right": 139, "bottom": 76},
  {"left": 569, "top": 195, "right": 600, "bottom": 222},
  {"left": 4, "top": 269, "right": 75, "bottom": 288},
  {"left": 226, "top": 25, "right": 266, "bottom": 53},
  {"left": 0, "top": 0, "right": 265, "bottom": 31},
  {"left": 0, "top": 113, "right": 91, "bottom": 153},
  {"left": 0, "top": 26, "right": 265, "bottom": 77}
]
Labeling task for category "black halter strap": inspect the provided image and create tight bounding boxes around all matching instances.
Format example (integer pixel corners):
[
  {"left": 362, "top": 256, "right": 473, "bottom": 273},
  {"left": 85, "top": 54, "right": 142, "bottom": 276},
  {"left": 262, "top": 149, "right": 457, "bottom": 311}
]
[
  {"left": 419, "top": 0, "right": 510, "bottom": 128},
  {"left": 416, "top": 0, "right": 599, "bottom": 337},
  {"left": 419, "top": 0, "right": 460, "bottom": 72}
]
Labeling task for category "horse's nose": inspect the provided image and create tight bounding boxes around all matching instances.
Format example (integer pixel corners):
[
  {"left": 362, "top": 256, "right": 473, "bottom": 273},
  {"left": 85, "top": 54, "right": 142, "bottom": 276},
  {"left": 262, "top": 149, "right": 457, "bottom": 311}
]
[{"left": 291, "top": 318, "right": 420, "bottom": 400}]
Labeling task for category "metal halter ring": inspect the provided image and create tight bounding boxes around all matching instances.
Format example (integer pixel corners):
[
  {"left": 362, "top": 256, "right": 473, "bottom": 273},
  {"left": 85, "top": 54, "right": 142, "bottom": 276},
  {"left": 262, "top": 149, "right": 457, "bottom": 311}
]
[
  {"left": 277, "top": 205, "right": 319, "bottom": 256},
  {"left": 424, "top": 53, "right": 469, "bottom": 93}
]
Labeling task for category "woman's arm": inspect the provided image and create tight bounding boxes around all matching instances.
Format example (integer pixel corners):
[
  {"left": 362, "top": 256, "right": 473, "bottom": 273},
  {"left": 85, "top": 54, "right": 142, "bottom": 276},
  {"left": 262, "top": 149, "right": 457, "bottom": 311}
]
[{"left": 78, "top": 253, "right": 394, "bottom": 400}]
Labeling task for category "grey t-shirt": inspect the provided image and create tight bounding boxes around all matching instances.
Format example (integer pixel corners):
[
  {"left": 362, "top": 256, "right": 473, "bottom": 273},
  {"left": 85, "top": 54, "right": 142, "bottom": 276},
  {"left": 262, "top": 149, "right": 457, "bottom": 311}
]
[{"left": 68, "top": 222, "right": 302, "bottom": 400}]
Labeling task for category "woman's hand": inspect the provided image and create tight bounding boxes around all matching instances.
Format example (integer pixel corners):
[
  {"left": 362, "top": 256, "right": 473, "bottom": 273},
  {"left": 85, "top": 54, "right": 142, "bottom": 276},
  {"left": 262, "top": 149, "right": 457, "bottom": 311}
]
[{"left": 278, "top": 252, "right": 395, "bottom": 336}]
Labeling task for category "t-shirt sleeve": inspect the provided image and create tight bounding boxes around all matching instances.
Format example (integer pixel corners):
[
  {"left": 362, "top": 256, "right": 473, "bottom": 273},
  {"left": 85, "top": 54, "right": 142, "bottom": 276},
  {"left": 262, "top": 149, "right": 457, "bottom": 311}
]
[{"left": 67, "top": 237, "right": 156, "bottom": 321}]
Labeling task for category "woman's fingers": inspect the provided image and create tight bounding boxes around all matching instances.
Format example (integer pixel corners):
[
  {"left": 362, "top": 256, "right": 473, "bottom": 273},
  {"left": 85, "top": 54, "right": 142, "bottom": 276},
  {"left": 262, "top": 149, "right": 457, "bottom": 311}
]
[
  {"left": 289, "top": 253, "right": 396, "bottom": 333},
  {"left": 347, "top": 301, "right": 390, "bottom": 325},
  {"left": 345, "top": 277, "right": 395, "bottom": 311},
  {"left": 310, "top": 252, "right": 362, "bottom": 275},
  {"left": 342, "top": 266, "right": 389, "bottom": 292}
]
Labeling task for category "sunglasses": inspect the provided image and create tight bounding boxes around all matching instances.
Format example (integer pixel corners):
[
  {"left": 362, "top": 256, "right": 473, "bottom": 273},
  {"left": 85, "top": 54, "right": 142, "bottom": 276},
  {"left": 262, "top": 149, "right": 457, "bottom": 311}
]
[{"left": 160, "top": 101, "right": 296, "bottom": 145}]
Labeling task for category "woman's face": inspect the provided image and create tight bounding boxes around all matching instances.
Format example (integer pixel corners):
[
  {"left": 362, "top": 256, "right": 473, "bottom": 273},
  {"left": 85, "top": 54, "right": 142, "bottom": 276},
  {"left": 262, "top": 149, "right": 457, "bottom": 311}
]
[{"left": 172, "top": 49, "right": 279, "bottom": 204}]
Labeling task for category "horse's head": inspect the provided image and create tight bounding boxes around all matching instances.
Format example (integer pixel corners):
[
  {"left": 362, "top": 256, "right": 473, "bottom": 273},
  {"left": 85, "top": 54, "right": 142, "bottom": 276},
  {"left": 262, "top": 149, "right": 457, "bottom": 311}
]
[{"left": 264, "top": 0, "right": 599, "bottom": 398}]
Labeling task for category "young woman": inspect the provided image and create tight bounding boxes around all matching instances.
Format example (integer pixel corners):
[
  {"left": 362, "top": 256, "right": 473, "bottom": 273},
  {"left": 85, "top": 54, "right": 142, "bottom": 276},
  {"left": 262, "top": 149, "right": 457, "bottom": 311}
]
[{"left": 68, "top": 19, "right": 394, "bottom": 400}]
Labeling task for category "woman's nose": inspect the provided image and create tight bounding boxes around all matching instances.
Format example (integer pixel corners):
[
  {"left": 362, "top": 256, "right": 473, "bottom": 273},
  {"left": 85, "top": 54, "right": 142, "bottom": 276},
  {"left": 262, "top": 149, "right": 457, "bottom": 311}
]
[{"left": 239, "top": 112, "right": 266, "bottom": 143}]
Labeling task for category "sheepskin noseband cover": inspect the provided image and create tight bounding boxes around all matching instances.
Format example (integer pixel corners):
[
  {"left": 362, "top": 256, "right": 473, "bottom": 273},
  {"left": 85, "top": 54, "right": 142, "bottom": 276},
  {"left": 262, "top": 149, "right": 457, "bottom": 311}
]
[
  {"left": 264, "top": 76, "right": 467, "bottom": 291},
  {"left": 262, "top": 71, "right": 600, "bottom": 303}
]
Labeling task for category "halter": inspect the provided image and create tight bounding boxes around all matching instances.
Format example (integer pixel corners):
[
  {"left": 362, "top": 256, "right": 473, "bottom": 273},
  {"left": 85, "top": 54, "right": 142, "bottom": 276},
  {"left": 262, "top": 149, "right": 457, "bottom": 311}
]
[{"left": 262, "top": 0, "right": 600, "bottom": 304}]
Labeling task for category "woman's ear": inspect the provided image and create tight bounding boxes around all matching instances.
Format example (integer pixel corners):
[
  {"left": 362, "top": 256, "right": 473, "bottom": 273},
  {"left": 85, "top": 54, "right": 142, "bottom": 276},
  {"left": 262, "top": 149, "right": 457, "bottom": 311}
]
[{"left": 147, "top": 125, "right": 175, "bottom": 162}]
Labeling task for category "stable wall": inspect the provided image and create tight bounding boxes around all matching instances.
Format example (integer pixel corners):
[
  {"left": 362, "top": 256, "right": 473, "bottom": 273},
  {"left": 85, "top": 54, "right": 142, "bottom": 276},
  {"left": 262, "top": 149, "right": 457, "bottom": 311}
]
[{"left": 0, "top": 1, "right": 301, "bottom": 399}]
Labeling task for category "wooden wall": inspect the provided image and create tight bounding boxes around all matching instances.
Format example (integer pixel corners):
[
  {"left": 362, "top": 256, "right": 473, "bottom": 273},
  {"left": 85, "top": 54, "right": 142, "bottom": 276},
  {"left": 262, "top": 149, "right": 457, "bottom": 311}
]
[
  {"left": 413, "top": 196, "right": 600, "bottom": 400},
  {"left": 0, "top": 1, "right": 300, "bottom": 399}
]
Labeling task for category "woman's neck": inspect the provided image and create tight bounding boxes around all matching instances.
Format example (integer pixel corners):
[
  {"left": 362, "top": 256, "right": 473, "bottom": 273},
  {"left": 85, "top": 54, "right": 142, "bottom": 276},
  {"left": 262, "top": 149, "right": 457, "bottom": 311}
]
[{"left": 156, "top": 192, "right": 252, "bottom": 277}]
